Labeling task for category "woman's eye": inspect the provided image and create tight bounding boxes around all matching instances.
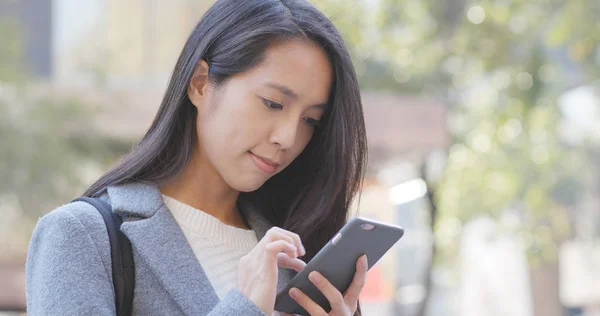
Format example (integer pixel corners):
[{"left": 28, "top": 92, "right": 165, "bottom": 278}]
[
  {"left": 304, "top": 117, "right": 321, "bottom": 127},
  {"left": 263, "top": 99, "right": 283, "bottom": 110}
]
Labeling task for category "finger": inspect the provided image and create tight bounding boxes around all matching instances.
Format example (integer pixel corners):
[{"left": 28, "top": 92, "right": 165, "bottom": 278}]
[
  {"left": 266, "top": 229, "right": 305, "bottom": 257},
  {"left": 265, "top": 240, "right": 298, "bottom": 258},
  {"left": 268, "top": 227, "right": 306, "bottom": 256},
  {"left": 343, "top": 254, "right": 368, "bottom": 305},
  {"left": 277, "top": 253, "right": 306, "bottom": 272},
  {"left": 280, "top": 230, "right": 305, "bottom": 256},
  {"left": 288, "top": 287, "right": 327, "bottom": 316},
  {"left": 264, "top": 229, "right": 295, "bottom": 248},
  {"left": 308, "top": 271, "right": 346, "bottom": 311},
  {"left": 268, "top": 227, "right": 305, "bottom": 256}
]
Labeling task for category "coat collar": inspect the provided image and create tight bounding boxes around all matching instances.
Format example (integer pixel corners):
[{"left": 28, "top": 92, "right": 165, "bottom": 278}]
[{"left": 102, "top": 181, "right": 294, "bottom": 315}]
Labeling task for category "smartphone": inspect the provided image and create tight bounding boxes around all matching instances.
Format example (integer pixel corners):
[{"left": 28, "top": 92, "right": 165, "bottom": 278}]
[{"left": 274, "top": 217, "right": 404, "bottom": 315}]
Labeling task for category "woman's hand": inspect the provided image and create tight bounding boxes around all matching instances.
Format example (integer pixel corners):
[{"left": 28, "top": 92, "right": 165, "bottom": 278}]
[
  {"left": 237, "top": 227, "right": 307, "bottom": 315},
  {"left": 288, "top": 255, "right": 368, "bottom": 316}
]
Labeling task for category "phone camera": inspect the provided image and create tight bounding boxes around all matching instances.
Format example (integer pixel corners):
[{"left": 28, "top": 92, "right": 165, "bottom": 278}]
[{"left": 361, "top": 223, "right": 375, "bottom": 231}]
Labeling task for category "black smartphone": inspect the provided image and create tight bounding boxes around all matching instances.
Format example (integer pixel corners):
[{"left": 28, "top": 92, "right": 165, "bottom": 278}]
[{"left": 274, "top": 217, "right": 404, "bottom": 315}]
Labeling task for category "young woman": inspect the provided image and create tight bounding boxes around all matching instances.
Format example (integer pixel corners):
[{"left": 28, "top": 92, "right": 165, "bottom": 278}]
[{"left": 26, "top": 0, "right": 367, "bottom": 315}]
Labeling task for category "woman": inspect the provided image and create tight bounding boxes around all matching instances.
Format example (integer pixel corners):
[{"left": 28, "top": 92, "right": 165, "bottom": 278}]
[{"left": 26, "top": 0, "right": 367, "bottom": 315}]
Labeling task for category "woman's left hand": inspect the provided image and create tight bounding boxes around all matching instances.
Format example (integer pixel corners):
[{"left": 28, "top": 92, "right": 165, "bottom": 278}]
[{"left": 287, "top": 255, "right": 368, "bottom": 316}]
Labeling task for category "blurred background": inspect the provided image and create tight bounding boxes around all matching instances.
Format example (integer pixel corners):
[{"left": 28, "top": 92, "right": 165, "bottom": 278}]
[{"left": 1, "top": 0, "right": 599, "bottom": 315}]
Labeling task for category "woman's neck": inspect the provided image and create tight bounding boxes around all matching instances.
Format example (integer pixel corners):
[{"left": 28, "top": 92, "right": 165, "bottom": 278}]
[{"left": 159, "top": 152, "right": 248, "bottom": 229}]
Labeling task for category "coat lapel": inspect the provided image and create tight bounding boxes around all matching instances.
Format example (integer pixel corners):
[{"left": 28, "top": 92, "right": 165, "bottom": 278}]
[
  {"left": 107, "top": 182, "right": 219, "bottom": 315},
  {"left": 104, "top": 182, "right": 294, "bottom": 315}
]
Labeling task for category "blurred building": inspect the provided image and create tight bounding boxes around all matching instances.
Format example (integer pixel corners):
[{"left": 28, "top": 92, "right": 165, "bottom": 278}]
[
  {"left": 0, "top": 0, "right": 53, "bottom": 79},
  {"left": 54, "top": 0, "right": 212, "bottom": 89},
  {"left": 357, "top": 94, "right": 450, "bottom": 315}
]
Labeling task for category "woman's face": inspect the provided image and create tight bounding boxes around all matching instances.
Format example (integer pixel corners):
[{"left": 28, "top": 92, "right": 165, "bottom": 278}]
[{"left": 190, "top": 39, "right": 333, "bottom": 192}]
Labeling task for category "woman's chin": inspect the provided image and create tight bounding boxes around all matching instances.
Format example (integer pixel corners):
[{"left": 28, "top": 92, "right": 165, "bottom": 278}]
[{"left": 228, "top": 176, "right": 269, "bottom": 193}]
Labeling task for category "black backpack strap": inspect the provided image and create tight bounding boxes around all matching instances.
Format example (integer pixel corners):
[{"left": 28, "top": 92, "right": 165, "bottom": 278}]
[{"left": 73, "top": 197, "right": 135, "bottom": 316}]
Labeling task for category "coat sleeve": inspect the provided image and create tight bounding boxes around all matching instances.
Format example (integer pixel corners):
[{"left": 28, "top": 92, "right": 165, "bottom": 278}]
[
  {"left": 207, "top": 288, "right": 267, "bottom": 316},
  {"left": 26, "top": 205, "right": 116, "bottom": 315}
]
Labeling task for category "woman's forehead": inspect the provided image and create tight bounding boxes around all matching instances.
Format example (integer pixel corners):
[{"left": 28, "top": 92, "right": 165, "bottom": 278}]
[{"left": 238, "top": 40, "right": 333, "bottom": 102}]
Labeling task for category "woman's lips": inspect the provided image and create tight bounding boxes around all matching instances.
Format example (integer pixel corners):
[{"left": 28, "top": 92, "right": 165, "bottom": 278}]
[{"left": 248, "top": 151, "right": 280, "bottom": 174}]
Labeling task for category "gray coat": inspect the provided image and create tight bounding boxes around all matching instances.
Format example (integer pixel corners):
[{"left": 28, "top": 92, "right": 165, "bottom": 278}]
[{"left": 26, "top": 182, "right": 294, "bottom": 315}]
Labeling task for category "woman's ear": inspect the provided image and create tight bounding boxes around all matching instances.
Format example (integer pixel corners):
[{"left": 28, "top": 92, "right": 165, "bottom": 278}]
[{"left": 187, "top": 60, "right": 210, "bottom": 109}]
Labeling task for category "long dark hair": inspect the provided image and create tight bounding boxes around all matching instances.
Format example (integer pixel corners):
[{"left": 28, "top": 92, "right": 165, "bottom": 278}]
[{"left": 86, "top": 0, "right": 366, "bottom": 280}]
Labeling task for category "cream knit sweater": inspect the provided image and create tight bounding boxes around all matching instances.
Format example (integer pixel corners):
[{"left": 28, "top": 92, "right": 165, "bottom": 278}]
[{"left": 162, "top": 195, "right": 259, "bottom": 300}]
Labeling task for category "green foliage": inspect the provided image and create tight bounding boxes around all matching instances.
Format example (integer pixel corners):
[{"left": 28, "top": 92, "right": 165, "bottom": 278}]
[
  {"left": 0, "top": 91, "right": 119, "bottom": 218},
  {"left": 321, "top": 0, "right": 600, "bottom": 263}
]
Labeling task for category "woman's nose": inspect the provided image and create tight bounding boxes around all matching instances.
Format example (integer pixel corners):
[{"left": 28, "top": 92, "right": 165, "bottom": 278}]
[{"left": 270, "top": 120, "right": 300, "bottom": 150}]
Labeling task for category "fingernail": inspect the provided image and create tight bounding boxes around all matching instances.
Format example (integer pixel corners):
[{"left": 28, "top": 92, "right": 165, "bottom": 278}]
[
  {"left": 309, "top": 271, "right": 321, "bottom": 284},
  {"left": 289, "top": 288, "right": 299, "bottom": 298},
  {"left": 300, "top": 244, "right": 306, "bottom": 256},
  {"left": 362, "top": 255, "right": 368, "bottom": 268}
]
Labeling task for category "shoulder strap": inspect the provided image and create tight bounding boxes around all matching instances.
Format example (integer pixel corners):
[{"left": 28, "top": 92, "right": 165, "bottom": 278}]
[{"left": 73, "top": 197, "right": 135, "bottom": 316}]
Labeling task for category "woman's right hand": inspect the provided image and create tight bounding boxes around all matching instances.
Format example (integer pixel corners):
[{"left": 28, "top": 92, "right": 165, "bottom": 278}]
[{"left": 237, "top": 227, "right": 307, "bottom": 315}]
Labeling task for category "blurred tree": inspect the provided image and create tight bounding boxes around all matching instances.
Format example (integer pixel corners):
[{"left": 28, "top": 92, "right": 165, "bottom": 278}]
[{"left": 317, "top": 0, "right": 599, "bottom": 315}]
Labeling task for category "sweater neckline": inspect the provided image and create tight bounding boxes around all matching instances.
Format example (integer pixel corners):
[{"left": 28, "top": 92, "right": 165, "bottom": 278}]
[{"left": 162, "top": 194, "right": 258, "bottom": 250}]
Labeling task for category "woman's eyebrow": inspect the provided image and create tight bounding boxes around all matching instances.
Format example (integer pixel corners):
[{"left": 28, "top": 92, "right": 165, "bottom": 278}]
[
  {"left": 265, "top": 82, "right": 328, "bottom": 110},
  {"left": 266, "top": 82, "right": 298, "bottom": 100}
]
